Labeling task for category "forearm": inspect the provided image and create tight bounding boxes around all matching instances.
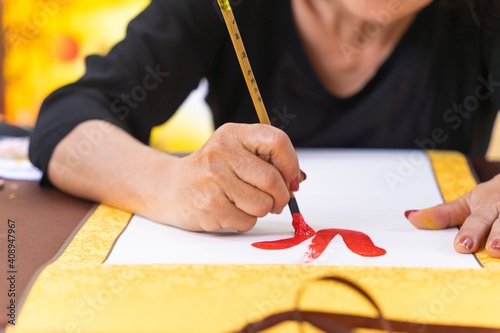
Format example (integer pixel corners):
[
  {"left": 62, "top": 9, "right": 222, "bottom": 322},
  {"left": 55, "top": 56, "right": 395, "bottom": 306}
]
[
  {"left": 47, "top": 121, "right": 302, "bottom": 232},
  {"left": 47, "top": 120, "right": 179, "bottom": 217}
]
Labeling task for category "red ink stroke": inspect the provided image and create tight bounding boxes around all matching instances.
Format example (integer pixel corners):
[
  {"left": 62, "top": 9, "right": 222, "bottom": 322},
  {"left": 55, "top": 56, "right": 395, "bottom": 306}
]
[
  {"left": 302, "top": 229, "right": 387, "bottom": 263},
  {"left": 252, "top": 214, "right": 386, "bottom": 263},
  {"left": 252, "top": 213, "right": 315, "bottom": 250}
]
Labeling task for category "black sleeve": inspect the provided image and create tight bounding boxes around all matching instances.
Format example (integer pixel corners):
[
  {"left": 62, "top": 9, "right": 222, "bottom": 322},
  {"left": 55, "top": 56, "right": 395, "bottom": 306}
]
[
  {"left": 29, "top": 0, "right": 225, "bottom": 181},
  {"left": 484, "top": 2, "right": 500, "bottom": 111},
  {"left": 488, "top": 36, "right": 500, "bottom": 112}
]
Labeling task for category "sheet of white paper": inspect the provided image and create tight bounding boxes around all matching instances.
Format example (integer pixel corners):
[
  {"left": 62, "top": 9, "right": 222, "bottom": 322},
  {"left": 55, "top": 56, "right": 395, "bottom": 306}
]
[
  {"left": 0, "top": 157, "right": 43, "bottom": 181},
  {"left": 105, "top": 149, "right": 480, "bottom": 268},
  {"left": 0, "top": 137, "right": 43, "bottom": 181}
]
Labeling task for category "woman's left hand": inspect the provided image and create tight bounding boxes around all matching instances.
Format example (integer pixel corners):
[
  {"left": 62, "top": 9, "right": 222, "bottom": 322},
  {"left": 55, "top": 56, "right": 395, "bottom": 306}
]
[{"left": 405, "top": 174, "right": 500, "bottom": 258}]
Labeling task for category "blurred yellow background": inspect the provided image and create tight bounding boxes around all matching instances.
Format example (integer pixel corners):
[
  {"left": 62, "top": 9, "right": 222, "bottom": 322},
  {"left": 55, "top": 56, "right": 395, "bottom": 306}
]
[
  {"left": 3, "top": 0, "right": 213, "bottom": 152},
  {"left": 2, "top": 0, "right": 499, "bottom": 158}
]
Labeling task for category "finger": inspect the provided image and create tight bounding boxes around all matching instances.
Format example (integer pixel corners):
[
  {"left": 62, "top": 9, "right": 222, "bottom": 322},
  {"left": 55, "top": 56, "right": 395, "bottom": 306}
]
[
  {"left": 231, "top": 149, "right": 290, "bottom": 213},
  {"left": 208, "top": 203, "right": 258, "bottom": 232},
  {"left": 187, "top": 181, "right": 258, "bottom": 232},
  {"left": 236, "top": 123, "right": 300, "bottom": 190},
  {"left": 454, "top": 208, "right": 498, "bottom": 254},
  {"left": 485, "top": 218, "right": 500, "bottom": 258},
  {"left": 405, "top": 193, "right": 471, "bottom": 230},
  {"left": 223, "top": 171, "right": 275, "bottom": 217},
  {"left": 299, "top": 169, "right": 307, "bottom": 183}
]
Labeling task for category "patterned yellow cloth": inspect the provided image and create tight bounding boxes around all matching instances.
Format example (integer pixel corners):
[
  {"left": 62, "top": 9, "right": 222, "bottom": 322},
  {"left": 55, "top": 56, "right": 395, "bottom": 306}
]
[
  {"left": 427, "top": 151, "right": 500, "bottom": 268},
  {"left": 8, "top": 151, "right": 500, "bottom": 333}
]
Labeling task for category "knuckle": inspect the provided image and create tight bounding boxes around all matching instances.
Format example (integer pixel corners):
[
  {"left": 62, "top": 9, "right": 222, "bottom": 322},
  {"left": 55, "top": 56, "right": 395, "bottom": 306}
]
[
  {"left": 195, "top": 210, "right": 225, "bottom": 231},
  {"left": 235, "top": 216, "right": 258, "bottom": 232},
  {"left": 192, "top": 185, "right": 218, "bottom": 211},
  {"left": 262, "top": 167, "right": 282, "bottom": 190},
  {"left": 199, "top": 149, "right": 227, "bottom": 186},
  {"left": 201, "top": 220, "right": 223, "bottom": 232},
  {"left": 275, "top": 129, "right": 290, "bottom": 146},
  {"left": 192, "top": 192, "right": 211, "bottom": 211},
  {"left": 206, "top": 159, "right": 223, "bottom": 182},
  {"left": 207, "top": 124, "right": 243, "bottom": 155},
  {"left": 468, "top": 210, "right": 496, "bottom": 229},
  {"left": 268, "top": 127, "right": 289, "bottom": 148},
  {"left": 220, "top": 122, "right": 238, "bottom": 132},
  {"left": 203, "top": 140, "right": 225, "bottom": 161},
  {"left": 275, "top": 193, "right": 289, "bottom": 211},
  {"left": 253, "top": 195, "right": 274, "bottom": 217},
  {"left": 492, "top": 174, "right": 500, "bottom": 186},
  {"left": 217, "top": 122, "right": 232, "bottom": 134},
  {"left": 217, "top": 122, "right": 241, "bottom": 140}
]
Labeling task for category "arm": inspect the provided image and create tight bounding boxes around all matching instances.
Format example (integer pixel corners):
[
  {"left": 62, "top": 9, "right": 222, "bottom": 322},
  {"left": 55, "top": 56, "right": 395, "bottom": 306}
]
[
  {"left": 48, "top": 120, "right": 177, "bottom": 222},
  {"left": 32, "top": 0, "right": 305, "bottom": 232},
  {"left": 49, "top": 120, "right": 305, "bottom": 231},
  {"left": 30, "top": 0, "right": 225, "bottom": 180}
]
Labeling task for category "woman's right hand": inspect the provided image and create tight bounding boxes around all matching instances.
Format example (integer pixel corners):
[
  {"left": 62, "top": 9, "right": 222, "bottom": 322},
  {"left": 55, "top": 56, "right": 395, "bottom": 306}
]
[{"left": 150, "top": 123, "right": 305, "bottom": 232}]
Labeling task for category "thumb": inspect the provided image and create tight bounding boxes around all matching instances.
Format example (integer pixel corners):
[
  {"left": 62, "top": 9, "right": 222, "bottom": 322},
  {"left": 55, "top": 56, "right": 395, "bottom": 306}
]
[{"left": 404, "top": 192, "right": 471, "bottom": 230}]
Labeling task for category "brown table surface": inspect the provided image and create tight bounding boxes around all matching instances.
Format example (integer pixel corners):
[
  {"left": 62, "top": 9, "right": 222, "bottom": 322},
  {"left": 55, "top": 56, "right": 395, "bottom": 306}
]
[
  {"left": 0, "top": 158, "right": 499, "bottom": 329},
  {"left": 0, "top": 180, "right": 94, "bottom": 328}
]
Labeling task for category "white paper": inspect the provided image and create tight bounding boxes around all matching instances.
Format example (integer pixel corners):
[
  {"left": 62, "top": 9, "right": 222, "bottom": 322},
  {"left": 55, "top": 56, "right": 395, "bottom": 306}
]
[
  {"left": 0, "top": 157, "right": 43, "bottom": 181},
  {"left": 0, "top": 137, "right": 42, "bottom": 181},
  {"left": 105, "top": 149, "right": 480, "bottom": 268}
]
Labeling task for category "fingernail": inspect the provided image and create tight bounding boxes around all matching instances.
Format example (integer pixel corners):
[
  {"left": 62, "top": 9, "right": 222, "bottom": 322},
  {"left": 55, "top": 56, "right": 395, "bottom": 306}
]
[
  {"left": 404, "top": 210, "right": 417, "bottom": 219},
  {"left": 458, "top": 237, "right": 473, "bottom": 251},
  {"left": 490, "top": 240, "right": 500, "bottom": 250},
  {"left": 300, "top": 169, "right": 307, "bottom": 182},
  {"left": 276, "top": 209, "right": 283, "bottom": 215},
  {"left": 290, "top": 176, "right": 299, "bottom": 192}
]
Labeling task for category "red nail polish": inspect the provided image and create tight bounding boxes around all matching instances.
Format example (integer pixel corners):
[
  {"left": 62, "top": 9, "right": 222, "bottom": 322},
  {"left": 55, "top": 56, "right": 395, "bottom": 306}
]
[
  {"left": 459, "top": 237, "right": 473, "bottom": 251},
  {"left": 404, "top": 210, "right": 417, "bottom": 219},
  {"left": 290, "top": 176, "right": 299, "bottom": 192},
  {"left": 490, "top": 240, "right": 500, "bottom": 250}
]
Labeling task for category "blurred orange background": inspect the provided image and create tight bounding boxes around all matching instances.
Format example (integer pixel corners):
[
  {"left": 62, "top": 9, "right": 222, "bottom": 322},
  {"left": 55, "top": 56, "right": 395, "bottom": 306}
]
[
  {"left": 4, "top": 0, "right": 150, "bottom": 126},
  {"left": 2, "top": 0, "right": 213, "bottom": 152}
]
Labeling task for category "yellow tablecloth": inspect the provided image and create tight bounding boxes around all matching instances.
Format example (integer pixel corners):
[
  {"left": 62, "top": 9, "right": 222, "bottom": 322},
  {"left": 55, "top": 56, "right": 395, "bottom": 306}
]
[{"left": 8, "top": 151, "right": 500, "bottom": 333}]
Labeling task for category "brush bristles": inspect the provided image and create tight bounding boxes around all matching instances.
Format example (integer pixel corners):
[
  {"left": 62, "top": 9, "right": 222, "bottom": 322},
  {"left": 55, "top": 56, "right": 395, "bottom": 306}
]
[{"left": 288, "top": 196, "right": 301, "bottom": 215}]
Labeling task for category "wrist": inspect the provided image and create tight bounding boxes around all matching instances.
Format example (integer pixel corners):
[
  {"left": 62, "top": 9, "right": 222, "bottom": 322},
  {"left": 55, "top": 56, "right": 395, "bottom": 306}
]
[{"left": 134, "top": 148, "right": 182, "bottom": 221}]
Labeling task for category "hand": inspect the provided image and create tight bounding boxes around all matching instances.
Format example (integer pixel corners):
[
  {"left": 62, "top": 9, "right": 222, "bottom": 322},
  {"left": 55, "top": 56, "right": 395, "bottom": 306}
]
[
  {"left": 152, "top": 123, "right": 306, "bottom": 232},
  {"left": 405, "top": 174, "right": 500, "bottom": 258}
]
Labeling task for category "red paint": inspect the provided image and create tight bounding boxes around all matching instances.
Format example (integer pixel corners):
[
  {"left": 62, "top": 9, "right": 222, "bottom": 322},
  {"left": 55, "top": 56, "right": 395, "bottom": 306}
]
[
  {"left": 302, "top": 229, "right": 386, "bottom": 263},
  {"left": 252, "top": 214, "right": 386, "bottom": 263},
  {"left": 251, "top": 213, "right": 315, "bottom": 250}
]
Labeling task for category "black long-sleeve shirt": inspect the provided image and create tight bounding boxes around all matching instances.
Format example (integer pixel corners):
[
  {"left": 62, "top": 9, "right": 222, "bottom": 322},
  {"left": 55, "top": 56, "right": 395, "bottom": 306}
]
[{"left": 29, "top": 0, "right": 500, "bottom": 182}]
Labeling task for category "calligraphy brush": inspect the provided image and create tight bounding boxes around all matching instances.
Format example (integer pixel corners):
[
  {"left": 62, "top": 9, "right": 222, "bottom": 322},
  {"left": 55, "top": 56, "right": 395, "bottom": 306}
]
[{"left": 216, "top": 0, "right": 305, "bottom": 220}]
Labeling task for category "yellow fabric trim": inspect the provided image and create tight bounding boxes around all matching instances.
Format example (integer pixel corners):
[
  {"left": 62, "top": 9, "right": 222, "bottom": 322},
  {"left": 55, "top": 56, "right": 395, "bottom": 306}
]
[
  {"left": 426, "top": 151, "right": 500, "bottom": 268},
  {"left": 8, "top": 205, "right": 131, "bottom": 333},
  {"left": 426, "top": 151, "right": 476, "bottom": 202},
  {"left": 57, "top": 204, "right": 132, "bottom": 264},
  {"left": 8, "top": 151, "right": 500, "bottom": 333}
]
